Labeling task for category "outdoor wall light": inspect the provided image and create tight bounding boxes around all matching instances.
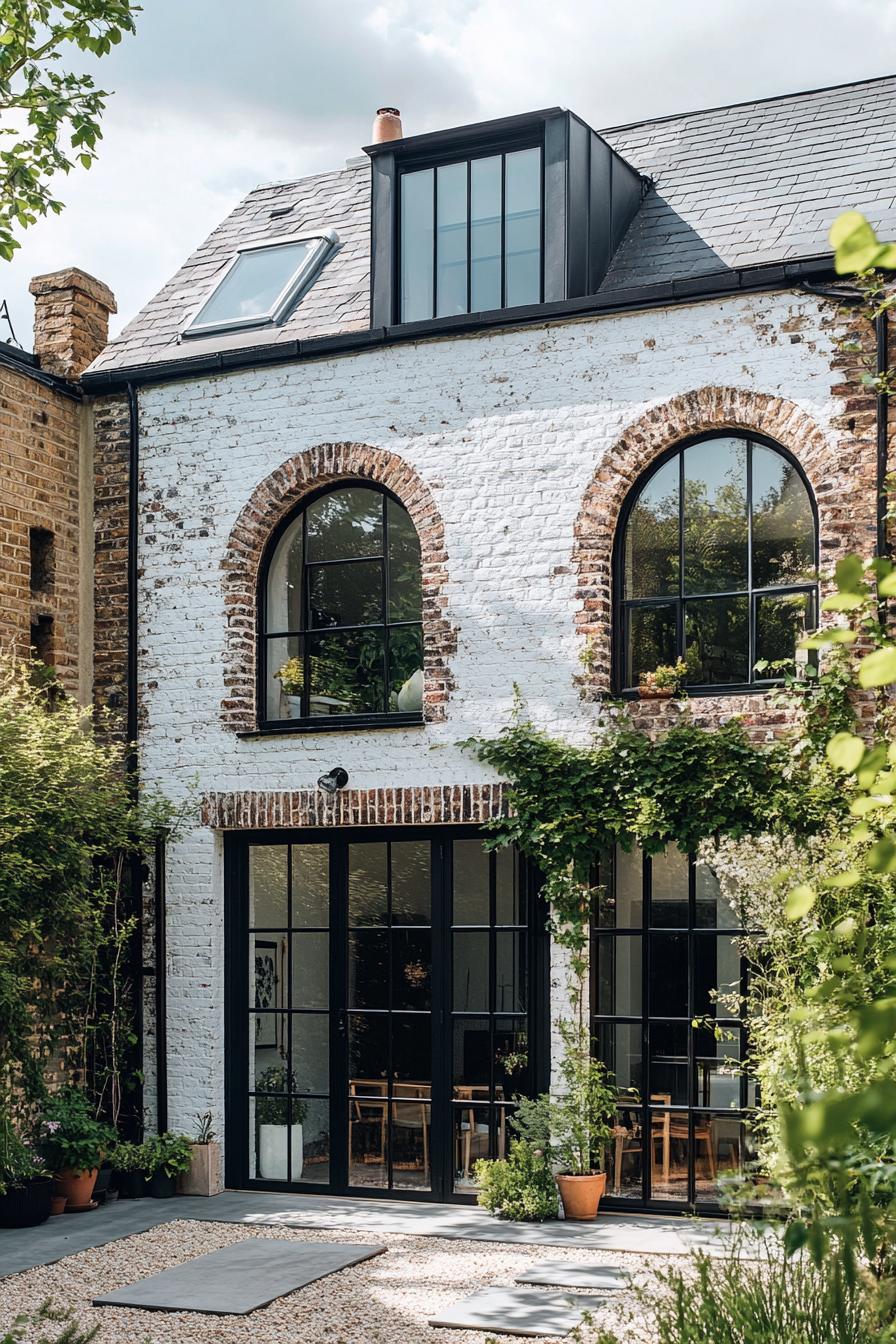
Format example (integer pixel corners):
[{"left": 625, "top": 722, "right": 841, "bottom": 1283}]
[{"left": 317, "top": 767, "right": 349, "bottom": 794}]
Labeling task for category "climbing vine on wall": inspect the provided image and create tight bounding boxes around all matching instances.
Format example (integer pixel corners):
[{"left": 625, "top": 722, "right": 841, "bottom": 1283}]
[{"left": 464, "top": 684, "right": 847, "bottom": 947}]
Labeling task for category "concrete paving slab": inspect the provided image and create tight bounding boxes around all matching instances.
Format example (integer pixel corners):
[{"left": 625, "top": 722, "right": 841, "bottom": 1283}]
[
  {"left": 430, "top": 1286, "right": 600, "bottom": 1337},
  {"left": 92, "top": 1239, "right": 385, "bottom": 1315},
  {"left": 515, "top": 1260, "right": 630, "bottom": 1289}
]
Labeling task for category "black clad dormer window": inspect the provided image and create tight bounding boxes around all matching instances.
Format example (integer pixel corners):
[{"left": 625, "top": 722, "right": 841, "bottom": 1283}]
[{"left": 400, "top": 147, "right": 542, "bottom": 321}]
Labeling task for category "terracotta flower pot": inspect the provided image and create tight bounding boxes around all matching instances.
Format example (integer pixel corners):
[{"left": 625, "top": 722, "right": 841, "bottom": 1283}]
[
  {"left": 54, "top": 1167, "right": 98, "bottom": 1211},
  {"left": 50, "top": 1194, "right": 68, "bottom": 1216},
  {"left": 556, "top": 1171, "right": 607, "bottom": 1221},
  {"left": 638, "top": 686, "right": 674, "bottom": 700}
]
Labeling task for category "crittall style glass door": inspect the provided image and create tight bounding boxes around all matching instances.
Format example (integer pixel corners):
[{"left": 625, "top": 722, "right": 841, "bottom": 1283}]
[
  {"left": 592, "top": 846, "right": 754, "bottom": 1212},
  {"left": 225, "top": 828, "right": 546, "bottom": 1202}
]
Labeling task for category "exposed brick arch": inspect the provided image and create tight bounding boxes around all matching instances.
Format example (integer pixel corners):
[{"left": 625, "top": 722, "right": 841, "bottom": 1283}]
[
  {"left": 572, "top": 386, "right": 871, "bottom": 699},
  {"left": 220, "top": 443, "right": 455, "bottom": 733}
]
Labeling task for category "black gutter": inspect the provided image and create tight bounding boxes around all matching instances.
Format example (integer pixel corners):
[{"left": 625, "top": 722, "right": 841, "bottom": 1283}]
[
  {"left": 152, "top": 829, "right": 168, "bottom": 1134},
  {"left": 0, "top": 340, "right": 82, "bottom": 400},
  {"left": 81, "top": 255, "right": 842, "bottom": 396},
  {"left": 125, "top": 380, "right": 144, "bottom": 1137}
]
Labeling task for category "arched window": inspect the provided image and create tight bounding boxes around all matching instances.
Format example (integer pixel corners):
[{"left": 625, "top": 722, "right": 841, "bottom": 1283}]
[
  {"left": 617, "top": 433, "right": 817, "bottom": 691},
  {"left": 261, "top": 483, "right": 423, "bottom": 724}
]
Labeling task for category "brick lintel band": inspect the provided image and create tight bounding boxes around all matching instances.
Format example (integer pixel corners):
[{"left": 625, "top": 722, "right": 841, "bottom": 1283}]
[{"left": 200, "top": 783, "right": 508, "bottom": 829}]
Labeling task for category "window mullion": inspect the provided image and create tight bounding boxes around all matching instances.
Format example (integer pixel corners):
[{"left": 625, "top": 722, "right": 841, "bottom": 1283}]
[
  {"left": 302, "top": 508, "right": 310, "bottom": 719},
  {"left": 381, "top": 492, "right": 390, "bottom": 714},
  {"left": 678, "top": 449, "right": 685, "bottom": 665}
]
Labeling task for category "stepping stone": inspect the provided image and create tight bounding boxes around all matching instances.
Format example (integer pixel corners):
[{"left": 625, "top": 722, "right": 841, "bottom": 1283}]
[
  {"left": 93, "top": 1239, "right": 385, "bottom": 1315},
  {"left": 515, "top": 1261, "right": 630, "bottom": 1290},
  {"left": 430, "top": 1286, "right": 600, "bottom": 1337}
]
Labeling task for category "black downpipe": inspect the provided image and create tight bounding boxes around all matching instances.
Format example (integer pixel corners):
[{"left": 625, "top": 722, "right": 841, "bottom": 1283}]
[
  {"left": 125, "top": 382, "right": 144, "bottom": 1139},
  {"left": 876, "top": 308, "right": 890, "bottom": 560},
  {"left": 153, "top": 830, "right": 169, "bottom": 1133}
]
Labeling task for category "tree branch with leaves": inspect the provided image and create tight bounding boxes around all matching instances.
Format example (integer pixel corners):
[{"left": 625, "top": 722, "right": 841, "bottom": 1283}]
[{"left": 0, "top": 0, "right": 140, "bottom": 261}]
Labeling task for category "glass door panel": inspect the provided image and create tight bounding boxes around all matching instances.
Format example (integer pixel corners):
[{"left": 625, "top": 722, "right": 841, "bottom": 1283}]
[
  {"left": 233, "top": 831, "right": 538, "bottom": 1202},
  {"left": 347, "top": 840, "right": 432, "bottom": 1193},
  {"left": 593, "top": 845, "right": 750, "bottom": 1211},
  {"left": 452, "top": 845, "right": 528, "bottom": 1193}
]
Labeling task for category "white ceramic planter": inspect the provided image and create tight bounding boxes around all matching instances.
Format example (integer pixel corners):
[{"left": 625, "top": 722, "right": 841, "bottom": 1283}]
[{"left": 258, "top": 1124, "right": 303, "bottom": 1181}]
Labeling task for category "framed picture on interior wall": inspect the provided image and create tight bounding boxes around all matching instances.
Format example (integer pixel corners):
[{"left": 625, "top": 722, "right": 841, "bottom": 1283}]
[{"left": 253, "top": 939, "right": 279, "bottom": 1047}]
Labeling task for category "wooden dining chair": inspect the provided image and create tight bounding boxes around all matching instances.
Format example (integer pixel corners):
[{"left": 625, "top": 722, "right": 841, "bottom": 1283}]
[
  {"left": 392, "top": 1082, "right": 430, "bottom": 1178},
  {"left": 348, "top": 1079, "right": 388, "bottom": 1167}
]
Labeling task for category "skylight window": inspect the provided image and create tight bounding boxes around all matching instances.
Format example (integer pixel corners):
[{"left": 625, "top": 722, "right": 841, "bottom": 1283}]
[{"left": 184, "top": 231, "right": 336, "bottom": 337}]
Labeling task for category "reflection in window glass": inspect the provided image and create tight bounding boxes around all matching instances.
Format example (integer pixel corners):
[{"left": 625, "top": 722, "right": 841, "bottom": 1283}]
[
  {"left": 620, "top": 436, "right": 816, "bottom": 690},
  {"left": 249, "top": 846, "right": 288, "bottom": 928},
  {"left": 189, "top": 239, "right": 316, "bottom": 332},
  {"left": 471, "top": 156, "right": 502, "bottom": 312},
  {"left": 263, "top": 486, "right": 423, "bottom": 721},
  {"left": 598, "top": 847, "right": 642, "bottom": 928},
  {"left": 650, "top": 846, "right": 689, "bottom": 927},
  {"left": 504, "top": 148, "right": 541, "bottom": 307},
  {"left": 684, "top": 595, "right": 749, "bottom": 685},
  {"left": 595, "top": 935, "right": 642, "bottom": 1016},
  {"left": 624, "top": 455, "right": 679, "bottom": 598},
  {"left": 628, "top": 605, "right": 677, "bottom": 684},
  {"left": 401, "top": 169, "right": 434, "bottom": 322},
  {"left": 682, "top": 438, "right": 748, "bottom": 595},
  {"left": 436, "top": 162, "right": 468, "bottom": 317},
  {"left": 752, "top": 444, "right": 815, "bottom": 587},
  {"left": 400, "top": 147, "right": 541, "bottom": 322},
  {"left": 756, "top": 591, "right": 814, "bottom": 670},
  {"left": 453, "top": 841, "right": 490, "bottom": 925}
]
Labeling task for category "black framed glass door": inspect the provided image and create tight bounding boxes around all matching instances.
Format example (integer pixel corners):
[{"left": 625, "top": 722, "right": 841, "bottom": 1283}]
[
  {"left": 592, "top": 846, "right": 755, "bottom": 1213},
  {"left": 225, "top": 826, "right": 547, "bottom": 1202}
]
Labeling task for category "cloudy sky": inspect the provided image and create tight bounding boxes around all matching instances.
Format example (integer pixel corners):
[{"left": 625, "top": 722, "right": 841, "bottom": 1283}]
[{"left": 3, "top": 0, "right": 896, "bottom": 349}]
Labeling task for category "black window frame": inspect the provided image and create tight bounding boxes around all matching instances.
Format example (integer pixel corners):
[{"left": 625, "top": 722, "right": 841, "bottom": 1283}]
[
  {"left": 394, "top": 131, "right": 546, "bottom": 325},
  {"left": 613, "top": 430, "right": 819, "bottom": 696},
  {"left": 257, "top": 481, "right": 424, "bottom": 733},
  {"left": 592, "top": 846, "right": 761, "bottom": 1214}
]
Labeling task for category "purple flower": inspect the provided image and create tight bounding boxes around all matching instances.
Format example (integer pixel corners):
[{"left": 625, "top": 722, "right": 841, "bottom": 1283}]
[{"left": 42, "top": 1120, "right": 60, "bottom": 1134}]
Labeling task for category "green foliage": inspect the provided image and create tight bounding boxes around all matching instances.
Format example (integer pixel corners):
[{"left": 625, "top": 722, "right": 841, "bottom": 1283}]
[
  {"left": 0, "top": 656, "right": 189, "bottom": 1119},
  {"left": 1, "top": 1301, "right": 98, "bottom": 1344},
  {"left": 0, "top": 1107, "right": 46, "bottom": 1194},
  {"left": 37, "top": 1085, "right": 113, "bottom": 1173},
  {"left": 474, "top": 1140, "right": 558, "bottom": 1221},
  {"left": 110, "top": 1138, "right": 151, "bottom": 1174},
  {"left": 143, "top": 1131, "right": 192, "bottom": 1178},
  {"left": 194, "top": 1111, "right": 216, "bottom": 1144},
  {"left": 831, "top": 212, "right": 896, "bottom": 276},
  {"left": 465, "top": 697, "right": 842, "bottom": 931},
  {"left": 588, "top": 1245, "right": 882, "bottom": 1344},
  {"left": 255, "top": 1065, "right": 309, "bottom": 1126},
  {"left": 0, "top": 0, "right": 140, "bottom": 260}
]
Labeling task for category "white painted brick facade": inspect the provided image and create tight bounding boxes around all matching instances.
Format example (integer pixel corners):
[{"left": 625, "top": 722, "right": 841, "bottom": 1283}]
[{"left": 133, "top": 292, "right": 844, "bottom": 1146}]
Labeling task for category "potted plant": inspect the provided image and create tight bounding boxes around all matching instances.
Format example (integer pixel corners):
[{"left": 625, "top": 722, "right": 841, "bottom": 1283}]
[
  {"left": 256, "top": 1065, "right": 306, "bottom": 1180},
  {"left": 550, "top": 1025, "right": 617, "bottom": 1220},
  {"left": 179, "top": 1112, "right": 223, "bottom": 1197},
  {"left": 112, "top": 1140, "right": 152, "bottom": 1198},
  {"left": 0, "top": 1108, "right": 53, "bottom": 1229},
  {"left": 638, "top": 658, "right": 687, "bottom": 700},
  {"left": 510, "top": 1010, "right": 617, "bottom": 1221},
  {"left": 474, "top": 1140, "right": 558, "bottom": 1221},
  {"left": 38, "top": 1087, "right": 113, "bottom": 1213},
  {"left": 144, "top": 1132, "right": 193, "bottom": 1198},
  {"left": 274, "top": 656, "right": 303, "bottom": 715}
]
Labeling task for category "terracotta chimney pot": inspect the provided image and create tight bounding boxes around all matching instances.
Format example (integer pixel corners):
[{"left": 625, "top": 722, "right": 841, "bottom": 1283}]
[{"left": 372, "top": 107, "right": 403, "bottom": 144}]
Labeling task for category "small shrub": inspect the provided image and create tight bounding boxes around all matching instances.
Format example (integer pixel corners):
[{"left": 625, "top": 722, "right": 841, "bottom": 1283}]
[
  {"left": 585, "top": 1245, "right": 881, "bottom": 1344},
  {"left": 475, "top": 1140, "right": 558, "bottom": 1222},
  {"left": 111, "top": 1140, "right": 152, "bottom": 1174},
  {"left": 1, "top": 1300, "right": 98, "bottom": 1344},
  {"left": 194, "top": 1112, "right": 216, "bottom": 1144},
  {"left": 37, "top": 1087, "right": 113, "bottom": 1174},
  {"left": 144, "top": 1132, "right": 193, "bottom": 1178}
]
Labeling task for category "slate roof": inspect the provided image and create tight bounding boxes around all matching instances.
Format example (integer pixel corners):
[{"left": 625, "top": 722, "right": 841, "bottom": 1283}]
[{"left": 89, "top": 74, "right": 896, "bottom": 374}]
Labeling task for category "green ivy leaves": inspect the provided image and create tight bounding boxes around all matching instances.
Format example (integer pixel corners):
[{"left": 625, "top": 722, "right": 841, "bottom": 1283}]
[{"left": 830, "top": 211, "right": 896, "bottom": 274}]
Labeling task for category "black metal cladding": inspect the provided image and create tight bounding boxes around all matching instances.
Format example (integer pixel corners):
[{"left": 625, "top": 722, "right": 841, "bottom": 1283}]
[{"left": 367, "top": 109, "right": 644, "bottom": 329}]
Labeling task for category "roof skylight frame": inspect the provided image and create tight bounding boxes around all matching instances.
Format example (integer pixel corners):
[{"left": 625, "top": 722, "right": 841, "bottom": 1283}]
[{"left": 182, "top": 229, "right": 338, "bottom": 338}]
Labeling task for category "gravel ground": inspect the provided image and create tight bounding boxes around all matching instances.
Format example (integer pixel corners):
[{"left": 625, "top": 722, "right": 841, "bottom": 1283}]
[{"left": 0, "top": 1219, "right": 663, "bottom": 1344}]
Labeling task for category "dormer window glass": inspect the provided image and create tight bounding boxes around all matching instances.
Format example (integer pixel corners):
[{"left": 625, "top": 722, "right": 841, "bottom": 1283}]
[
  {"left": 400, "top": 146, "right": 542, "bottom": 323},
  {"left": 184, "top": 233, "right": 336, "bottom": 337}
]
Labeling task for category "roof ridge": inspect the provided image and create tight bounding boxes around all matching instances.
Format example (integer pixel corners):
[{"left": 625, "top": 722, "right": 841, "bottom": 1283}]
[{"left": 600, "top": 70, "right": 896, "bottom": 136}]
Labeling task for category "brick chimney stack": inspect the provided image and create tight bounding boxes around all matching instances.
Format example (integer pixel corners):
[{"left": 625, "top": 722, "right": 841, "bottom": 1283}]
[{"left": 28, "top": 268, "right": 116, "bottom": 380}]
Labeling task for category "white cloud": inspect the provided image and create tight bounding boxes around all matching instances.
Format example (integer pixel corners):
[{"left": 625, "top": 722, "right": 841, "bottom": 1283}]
[{"left": 2, "top": 0, "right": 895, "bottom": 351}]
